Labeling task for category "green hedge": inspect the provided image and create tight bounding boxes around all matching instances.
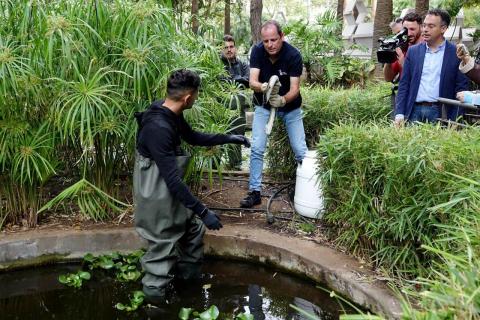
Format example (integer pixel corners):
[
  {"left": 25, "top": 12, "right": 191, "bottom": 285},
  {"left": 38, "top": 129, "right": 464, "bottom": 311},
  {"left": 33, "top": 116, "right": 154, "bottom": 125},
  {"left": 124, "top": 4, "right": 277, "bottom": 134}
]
[
  {"left": 266, "top": 82, "right": 392, "bottom": 179},
  {"left": 317, "top": 123, "right": 480, "bottom": 279}
]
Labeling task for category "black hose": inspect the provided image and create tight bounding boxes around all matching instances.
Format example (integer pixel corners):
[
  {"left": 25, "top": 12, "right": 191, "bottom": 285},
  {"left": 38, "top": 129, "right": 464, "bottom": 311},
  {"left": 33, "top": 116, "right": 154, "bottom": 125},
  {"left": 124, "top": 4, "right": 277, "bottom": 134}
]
[
  {"left": 266, "top": 183, "right": 295, "bottom": 224},
  {"left": 208, "top": 206, "right": 292, "bottom": 214},
  {"left": 209, "top": 205, "right": 296, "bottom": 222},
  {"left": 209, "top": 183, "right": 314, "bottom": 224}
]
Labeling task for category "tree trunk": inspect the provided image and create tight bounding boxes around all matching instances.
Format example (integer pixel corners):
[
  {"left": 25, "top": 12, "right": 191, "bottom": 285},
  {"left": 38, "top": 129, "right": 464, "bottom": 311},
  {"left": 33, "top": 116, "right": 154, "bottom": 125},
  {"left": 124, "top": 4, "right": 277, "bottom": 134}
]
[
  {"left": 336, "top": 0, "right": 344, "bottom": 24},
  {"left": 415, "top": 0, "right": 429, "bottom": 18},
  {"left": 171, "top": 0, "right": 178, "bottom": 10},
  {"left": 250, "top": 0, "right": 263, "bottom": 45},
  {"left": 224, "top": 0, "right": 231, "bottom": 35},
  {"left": 371, "top": 0, "right": 393, "bottom": 63},
  {"left": 336, "top": 0, "right": 344, "bottom": 37},
  {"left": 191, "top": 0, "right": 199, "bottom": 34}
]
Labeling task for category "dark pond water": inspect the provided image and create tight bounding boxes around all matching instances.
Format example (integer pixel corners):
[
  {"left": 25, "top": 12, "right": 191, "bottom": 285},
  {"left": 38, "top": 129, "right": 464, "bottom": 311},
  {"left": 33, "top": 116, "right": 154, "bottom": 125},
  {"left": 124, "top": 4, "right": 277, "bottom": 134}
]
[{"left": 0, "top": 259, "right": 356, "bottom": 319}]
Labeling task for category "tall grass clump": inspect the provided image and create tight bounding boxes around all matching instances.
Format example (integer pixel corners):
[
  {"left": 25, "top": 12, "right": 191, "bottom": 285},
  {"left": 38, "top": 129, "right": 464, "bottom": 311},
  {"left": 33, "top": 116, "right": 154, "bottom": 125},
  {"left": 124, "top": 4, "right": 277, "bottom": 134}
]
[
  {"left": 266, "top": 82, "right": 392, "bottom": 180},
  {"left": 0, "top": 0, "right": 239, "bottom": 228},
  {"left": 401, "top": 175, "right": 480, "bottom": 319},
  {"left": 317, "top": 123, "right": 480, "bottom": 280}
]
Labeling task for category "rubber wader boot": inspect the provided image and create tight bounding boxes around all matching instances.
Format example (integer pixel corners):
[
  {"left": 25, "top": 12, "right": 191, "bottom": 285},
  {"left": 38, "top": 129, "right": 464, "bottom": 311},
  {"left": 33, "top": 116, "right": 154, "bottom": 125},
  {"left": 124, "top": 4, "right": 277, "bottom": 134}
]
[{"left": 133, "top": 152, "right": 206, "bottom": 300}]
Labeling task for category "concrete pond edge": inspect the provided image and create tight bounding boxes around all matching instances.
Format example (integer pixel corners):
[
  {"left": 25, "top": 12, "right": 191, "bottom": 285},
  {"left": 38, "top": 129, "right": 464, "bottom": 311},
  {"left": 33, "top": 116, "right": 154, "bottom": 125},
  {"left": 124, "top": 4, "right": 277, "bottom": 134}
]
[{"left": 0, "top": 225, "right": 402, "bottom": 319}]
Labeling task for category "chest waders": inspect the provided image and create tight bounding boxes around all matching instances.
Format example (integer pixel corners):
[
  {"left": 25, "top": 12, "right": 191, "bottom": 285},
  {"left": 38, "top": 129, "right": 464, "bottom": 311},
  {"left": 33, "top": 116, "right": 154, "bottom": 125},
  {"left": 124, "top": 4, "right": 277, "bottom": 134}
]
[{"left": 134, "top": 152, "right": 206, "bottom": 298}]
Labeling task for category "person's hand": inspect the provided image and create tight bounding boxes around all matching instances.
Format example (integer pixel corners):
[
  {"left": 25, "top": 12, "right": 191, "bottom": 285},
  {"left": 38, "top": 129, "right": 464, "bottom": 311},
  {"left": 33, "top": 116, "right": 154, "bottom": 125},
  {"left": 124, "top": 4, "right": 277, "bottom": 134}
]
[
  {"left": 229, "top": 135, "right": 250, "bottom": 147},
  {"left": 233, "top": 75, "right": 249, "bottom": 87},
  {"left": 456, "top": 43, "right": 470, "bottom": 62},
  {"left": 270, "top": 80, "right": 281, "bottom": 96},
  {"left": 260, "top": 82, "right": 269, "bottom": 93},
  {"left": 394, "top": 114, "right": 405, "bottom": 128},
  {"left": 200, "top": 209, "right": 222, "bottom": 230},
  {"left": 269, "top": 94, "right": 286, "bottom": 108},
  {"left": 396, "top": 47, "right": 405, "bottom": 67},
  {"left": 456, "top": 91, "right": 465, "bottom": 102},
  {"left": 456, "top": 44, "right": 475, "bottom": 73}
]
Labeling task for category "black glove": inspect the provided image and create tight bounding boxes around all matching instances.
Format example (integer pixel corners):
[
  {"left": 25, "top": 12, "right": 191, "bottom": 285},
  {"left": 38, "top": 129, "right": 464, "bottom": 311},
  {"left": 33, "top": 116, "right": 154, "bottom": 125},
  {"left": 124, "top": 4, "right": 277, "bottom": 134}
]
[
  {"left": 229, "top": 135, "right": 250, "bottom": 148},
  {"left": 233, "top": 75, "right": 249, "bottom": 87},
  {"left": 199, "top": 209, "right": 223, "bottom": 230}
]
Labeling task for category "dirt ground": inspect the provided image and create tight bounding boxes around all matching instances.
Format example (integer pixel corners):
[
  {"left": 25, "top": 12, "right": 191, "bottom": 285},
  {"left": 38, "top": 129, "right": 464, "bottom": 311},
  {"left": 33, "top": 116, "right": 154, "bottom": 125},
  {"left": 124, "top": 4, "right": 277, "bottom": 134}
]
[{"left": 1, "top": 175, "right": 330, "bottom": 246}]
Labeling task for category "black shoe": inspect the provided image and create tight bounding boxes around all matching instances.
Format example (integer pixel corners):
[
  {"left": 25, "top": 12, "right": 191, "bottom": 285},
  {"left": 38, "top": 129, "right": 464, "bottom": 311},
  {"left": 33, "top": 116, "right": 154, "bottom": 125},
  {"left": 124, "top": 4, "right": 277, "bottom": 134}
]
[{"left": 240, "top": 191, "right": 261, "bottom": 208}]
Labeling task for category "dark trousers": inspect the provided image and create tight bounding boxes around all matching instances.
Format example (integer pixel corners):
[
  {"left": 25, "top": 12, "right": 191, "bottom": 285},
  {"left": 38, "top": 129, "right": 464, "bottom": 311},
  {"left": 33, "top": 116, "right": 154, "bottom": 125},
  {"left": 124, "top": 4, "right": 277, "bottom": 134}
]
[
  {"left": 409, "top": 104, "right": 440, "bottom": 123},
  {"left": 227, "top": 94, "right": 248, "bottom": 169}
]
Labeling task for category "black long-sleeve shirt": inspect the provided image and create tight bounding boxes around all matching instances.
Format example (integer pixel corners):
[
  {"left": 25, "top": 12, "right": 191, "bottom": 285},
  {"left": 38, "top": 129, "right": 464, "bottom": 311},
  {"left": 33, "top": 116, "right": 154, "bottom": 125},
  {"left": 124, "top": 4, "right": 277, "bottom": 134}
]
[{"left": 136, "top": 100, "right": 233, "bottom": 215}]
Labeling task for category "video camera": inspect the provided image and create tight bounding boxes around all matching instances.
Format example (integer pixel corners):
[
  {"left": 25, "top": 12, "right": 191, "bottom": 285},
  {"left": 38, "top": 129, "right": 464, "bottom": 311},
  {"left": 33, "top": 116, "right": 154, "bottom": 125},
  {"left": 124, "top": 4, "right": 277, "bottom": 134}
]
[{"left": 377, "top": 27, "right": 408, "bottom": 64}]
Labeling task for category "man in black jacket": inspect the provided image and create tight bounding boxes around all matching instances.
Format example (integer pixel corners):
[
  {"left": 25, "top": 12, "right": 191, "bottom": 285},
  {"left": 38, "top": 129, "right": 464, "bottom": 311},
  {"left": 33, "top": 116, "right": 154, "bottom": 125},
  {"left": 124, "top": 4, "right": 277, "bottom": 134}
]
[
  {"left": 221, "top": 35, "right": 250, "bottom": 169},
  {"left": 134, "top": 69, "right": 250, "bottom": 301},
  {"left": 222, "top": 35, "right": 249, "bottom": 86}
]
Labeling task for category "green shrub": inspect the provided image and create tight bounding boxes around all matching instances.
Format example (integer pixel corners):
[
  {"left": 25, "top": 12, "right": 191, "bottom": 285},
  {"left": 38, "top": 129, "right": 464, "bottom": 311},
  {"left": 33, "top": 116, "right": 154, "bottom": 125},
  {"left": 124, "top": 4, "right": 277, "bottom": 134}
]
[
  {"left": 0, "top": 0, "right": 238, "bottom": 227},
  {"left": 401, "top": 175, "right": 480, "bottom": 319},
  {"left": 317, "top": 123, "right": 480, "bottom": 279},
  {"left": 266, "top": 83, "right": 392, "bottom": 180},
  {"left": 284, "top": 10, "right": 375, "bottom": 87}
]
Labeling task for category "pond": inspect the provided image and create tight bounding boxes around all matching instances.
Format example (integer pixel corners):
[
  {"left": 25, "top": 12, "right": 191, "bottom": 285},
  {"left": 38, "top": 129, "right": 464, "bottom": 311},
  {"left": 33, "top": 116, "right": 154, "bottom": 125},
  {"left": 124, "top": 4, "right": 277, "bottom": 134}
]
[{"left": 0, "top": 259, "right": 356, "bottom": 319}]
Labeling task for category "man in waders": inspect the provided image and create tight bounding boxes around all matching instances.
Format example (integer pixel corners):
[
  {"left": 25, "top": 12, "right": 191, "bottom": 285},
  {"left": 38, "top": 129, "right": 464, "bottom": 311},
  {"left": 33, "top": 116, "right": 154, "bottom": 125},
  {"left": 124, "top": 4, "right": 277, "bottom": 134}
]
[{"left": 134, "top": 69, "right": 250, "bottom": 302}]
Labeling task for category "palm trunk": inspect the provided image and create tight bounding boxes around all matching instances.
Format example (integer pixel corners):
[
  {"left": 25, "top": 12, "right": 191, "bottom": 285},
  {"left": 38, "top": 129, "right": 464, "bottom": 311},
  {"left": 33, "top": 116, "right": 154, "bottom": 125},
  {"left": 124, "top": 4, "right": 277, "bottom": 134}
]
[
  {"left": 191, "top": 0, "right": 199, "bottom": 34},
  {"left": 336, "top": 0, "right": 344, "bottom": 25},
  {"left": 372, "top": 0, "right": 393, "bottom": 63},
  {"left": 415, "top": 0, "right": 429, "bottom": 18},
  {"left": 224, "top": 0, "right": 231, "bottom": 35},
  {"left": 250, "top": 0, "right": 263, "bottom": 45}
]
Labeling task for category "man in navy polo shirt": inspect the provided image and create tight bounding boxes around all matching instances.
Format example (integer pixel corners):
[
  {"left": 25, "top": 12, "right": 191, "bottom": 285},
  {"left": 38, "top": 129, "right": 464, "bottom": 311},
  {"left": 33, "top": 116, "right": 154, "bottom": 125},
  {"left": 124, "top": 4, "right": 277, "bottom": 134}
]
[{"left": 240, "top": 20, "right": 307, "bottom": 208}]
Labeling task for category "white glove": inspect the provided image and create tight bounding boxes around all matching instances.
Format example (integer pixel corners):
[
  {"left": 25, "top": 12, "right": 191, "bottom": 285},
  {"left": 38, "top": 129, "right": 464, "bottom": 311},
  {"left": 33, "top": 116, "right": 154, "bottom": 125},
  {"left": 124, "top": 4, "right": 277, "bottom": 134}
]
[
  {"left": 269, "top": 94, "right": 286, "bottom": 108},
  {"left": 260, "top": 82, "right": 269, "bottom": 92},
  {"left": 270, "top": 80, "right": 281, "bottom": 96}
]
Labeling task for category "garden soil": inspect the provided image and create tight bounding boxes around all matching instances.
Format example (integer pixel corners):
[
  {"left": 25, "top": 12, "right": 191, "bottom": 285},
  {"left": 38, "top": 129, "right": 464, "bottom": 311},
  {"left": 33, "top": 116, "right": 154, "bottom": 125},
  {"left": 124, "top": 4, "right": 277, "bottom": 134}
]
[{"left": 1, "top": 175, "right": 331, "bottom": 248}]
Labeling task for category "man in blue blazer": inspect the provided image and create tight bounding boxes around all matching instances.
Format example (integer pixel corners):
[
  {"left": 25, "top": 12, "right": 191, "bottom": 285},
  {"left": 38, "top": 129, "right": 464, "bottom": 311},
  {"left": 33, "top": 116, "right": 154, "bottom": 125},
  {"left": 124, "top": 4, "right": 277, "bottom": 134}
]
[{"left": 394, "top": 9, "right": 469, "bottom": 126}]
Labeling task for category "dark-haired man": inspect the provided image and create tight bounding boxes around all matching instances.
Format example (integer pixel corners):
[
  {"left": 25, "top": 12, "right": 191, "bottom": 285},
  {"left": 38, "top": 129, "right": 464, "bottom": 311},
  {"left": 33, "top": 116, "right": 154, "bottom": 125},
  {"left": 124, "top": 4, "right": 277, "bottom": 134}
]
[
  {"left": 384, "top": 12, "right": 423, "bottom": 82},
  {"left": 240, "top": 20, "right": 307, "bottom": 208},
  {"left": 134, "top": 69, "right": 250, "bottom": 301},
  {"left": 395, "top": 9, "right": 469, "bottom": 125},
  {"left": 221, "top": 35, "right": 250, "bottom": 169},
  {"left": 222, "top": 34, "right": 249, "bottom": 87}
]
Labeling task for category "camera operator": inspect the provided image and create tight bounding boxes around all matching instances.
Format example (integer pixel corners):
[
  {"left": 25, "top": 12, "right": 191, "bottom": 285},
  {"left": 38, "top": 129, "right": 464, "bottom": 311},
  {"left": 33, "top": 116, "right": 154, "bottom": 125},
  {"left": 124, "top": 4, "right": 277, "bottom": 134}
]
[{"left": 383, "top": 13, "right": 423, "bottom": 82}]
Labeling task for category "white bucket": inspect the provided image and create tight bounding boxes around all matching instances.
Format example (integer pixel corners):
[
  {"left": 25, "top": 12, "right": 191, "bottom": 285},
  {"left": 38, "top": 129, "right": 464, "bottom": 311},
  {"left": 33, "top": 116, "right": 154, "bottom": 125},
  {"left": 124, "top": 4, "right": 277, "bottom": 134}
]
[{"left": 294, "top": 150, "right": 324, "bottom": 219}]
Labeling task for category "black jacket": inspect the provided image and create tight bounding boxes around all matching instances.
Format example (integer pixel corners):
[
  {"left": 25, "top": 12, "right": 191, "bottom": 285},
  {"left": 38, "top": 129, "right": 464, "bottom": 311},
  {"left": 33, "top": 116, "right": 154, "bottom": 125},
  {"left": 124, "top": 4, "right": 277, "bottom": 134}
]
[
  {"left": 136, "top": 100, "right": 233, "bottom": 215},
  {"left": 221, "top": 55, "right": 250, "bottom": 87}
]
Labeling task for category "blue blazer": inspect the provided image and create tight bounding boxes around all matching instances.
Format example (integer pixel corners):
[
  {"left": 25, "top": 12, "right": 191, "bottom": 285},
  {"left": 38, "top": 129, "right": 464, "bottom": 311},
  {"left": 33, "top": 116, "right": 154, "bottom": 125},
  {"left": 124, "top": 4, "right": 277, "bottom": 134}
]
[{"left": 395, "top": 40, "right": 469, "bottom": 120}]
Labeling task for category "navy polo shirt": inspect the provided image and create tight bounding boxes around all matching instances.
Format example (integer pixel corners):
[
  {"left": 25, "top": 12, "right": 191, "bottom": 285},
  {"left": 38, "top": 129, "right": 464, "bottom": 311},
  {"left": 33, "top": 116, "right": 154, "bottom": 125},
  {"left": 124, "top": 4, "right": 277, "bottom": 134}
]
[{"left": 250, "top": 41, "right": 303, "bottom": 112}]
